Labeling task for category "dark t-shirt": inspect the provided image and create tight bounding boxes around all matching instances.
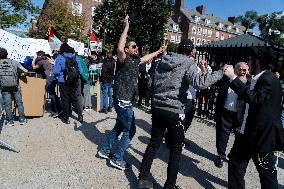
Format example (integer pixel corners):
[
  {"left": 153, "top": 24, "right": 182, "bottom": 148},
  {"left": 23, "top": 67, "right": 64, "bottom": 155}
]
[
  {"left": 113, "top": 57, "right": 140, "bottom": 101},
  {"left": 37, "top": 59, "right": 53, "bottom": 78}
]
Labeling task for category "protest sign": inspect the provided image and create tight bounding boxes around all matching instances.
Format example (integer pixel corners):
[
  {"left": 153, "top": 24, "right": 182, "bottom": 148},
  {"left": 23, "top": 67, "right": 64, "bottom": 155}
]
[{"left": 68, "top": 39, "right": 84, "bottom": 55}]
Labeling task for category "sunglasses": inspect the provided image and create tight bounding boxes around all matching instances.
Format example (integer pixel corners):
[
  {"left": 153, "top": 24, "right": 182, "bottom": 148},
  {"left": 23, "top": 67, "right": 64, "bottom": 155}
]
[{"left": 131, "top": 45, "right": 138, "bottom": 49}]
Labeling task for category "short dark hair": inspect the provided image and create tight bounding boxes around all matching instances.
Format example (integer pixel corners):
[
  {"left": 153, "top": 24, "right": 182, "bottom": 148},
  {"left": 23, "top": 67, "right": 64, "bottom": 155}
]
[
  {"left": 59, "top": 42, "right": 73, "bottom": 54},
  {"left": 250, "top": 47, "right": 277, "bottom": 70},
  {"left": 36, "top": 50, "right": 46, "bottom": 57},
  {"left": 177, "top": 39, "right": 194, "bottom": 56},
  {"left": 0, "top": 47, "right": 8, "bottom": 59}
]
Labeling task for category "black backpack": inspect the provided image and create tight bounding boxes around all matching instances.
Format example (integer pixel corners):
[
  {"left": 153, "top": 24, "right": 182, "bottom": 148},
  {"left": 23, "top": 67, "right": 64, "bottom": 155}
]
[
  {"left": 63, "top": 56, "right": 80, "bottom": 87},
  {"left": 0, "top": 59, "right": 18, "bottom": 89}
]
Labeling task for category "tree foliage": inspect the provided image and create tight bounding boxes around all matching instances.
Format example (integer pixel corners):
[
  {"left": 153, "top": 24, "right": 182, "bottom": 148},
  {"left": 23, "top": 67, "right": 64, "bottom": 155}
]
[
  {"left": 0, "top": 0, "right": 40, "bottom": 28},
  {"left": 236, "top": 10, "right": 258, "bottom": 32},
  {"left": 30, "top": 0, "right": 86, "bottom": 40},
  {"left": 258, "top": 12, "right": 284, "bottom": 45},
  {"left": 93, "top": 0, "right": 171, "bottom": 53}
]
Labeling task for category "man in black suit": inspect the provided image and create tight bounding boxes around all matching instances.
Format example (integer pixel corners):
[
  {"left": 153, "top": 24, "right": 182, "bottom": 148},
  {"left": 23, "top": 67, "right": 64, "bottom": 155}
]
[
  {"left": 224, "top": 47, "right": 284, "bottom": 189},
  {"left": 214, "top": 62, "right": 249, "bottom": 168}
]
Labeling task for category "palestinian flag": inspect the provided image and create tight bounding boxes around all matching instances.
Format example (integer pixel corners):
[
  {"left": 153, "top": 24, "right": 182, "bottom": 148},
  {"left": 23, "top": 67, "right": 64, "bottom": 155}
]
[{"left": 48, "top": 26, "right": 62, "bottom": 51}]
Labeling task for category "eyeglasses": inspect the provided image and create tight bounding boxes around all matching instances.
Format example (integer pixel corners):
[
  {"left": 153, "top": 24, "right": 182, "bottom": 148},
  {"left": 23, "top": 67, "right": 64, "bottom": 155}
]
[{"left": 239, "top": 68, "right": 248, "bottom": 72}]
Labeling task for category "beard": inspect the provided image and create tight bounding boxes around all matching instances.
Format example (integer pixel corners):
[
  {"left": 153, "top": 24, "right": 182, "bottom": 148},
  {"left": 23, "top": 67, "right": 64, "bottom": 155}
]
[{"left": 238, "top": 76, "right": 247, "bottom": 84}]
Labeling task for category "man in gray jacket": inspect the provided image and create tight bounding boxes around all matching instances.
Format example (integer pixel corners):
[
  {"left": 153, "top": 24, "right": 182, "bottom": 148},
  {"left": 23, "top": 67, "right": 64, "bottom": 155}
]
[{"left": 137, "top": 39, "right": 226, "bottom": 189}]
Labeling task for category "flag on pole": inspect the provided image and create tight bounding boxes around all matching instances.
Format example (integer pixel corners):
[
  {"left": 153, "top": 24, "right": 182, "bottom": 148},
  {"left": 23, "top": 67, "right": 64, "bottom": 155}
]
[
  {"left": 48, "top": 26, "right": 62, "bottom": 51},
  {"left": 90, "top": 30, "right": 99, "bottom": 42}
]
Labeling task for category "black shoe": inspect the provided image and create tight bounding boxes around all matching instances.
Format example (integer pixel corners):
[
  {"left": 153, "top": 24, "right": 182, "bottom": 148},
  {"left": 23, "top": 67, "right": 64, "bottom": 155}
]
[
  {"left": 63, "top": 118, "right": 70, "bottom": 124},
  {"left": 78, "top": 115, "right": 83, "bottom": 123},
  {"left": 214, "top": 156, "right": 224, "bottom": 168},
  {"left": 137, "top": 178, "right": 154, "bottom": 188},
  {"left": 99, "top": 109, "right": 108, "bottom": 114},
  {"left": 163, "top": 183, "right": 182, "bottom": 189},
  {"left": 107, "top": 107, "right": 112, "bottom": 112}
]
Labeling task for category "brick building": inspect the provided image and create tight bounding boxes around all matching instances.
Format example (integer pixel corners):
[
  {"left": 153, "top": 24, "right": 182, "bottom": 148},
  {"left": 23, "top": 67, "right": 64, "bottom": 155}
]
[
  {"left": 166, "top": 0, "right": 246, "bottom": 46},
  {"left": 40, "top": 0, "right": 103, "bottom": 35}
]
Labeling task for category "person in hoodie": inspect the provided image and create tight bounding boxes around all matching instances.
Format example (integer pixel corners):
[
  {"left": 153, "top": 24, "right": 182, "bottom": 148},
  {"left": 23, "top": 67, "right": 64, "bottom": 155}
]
[
  {"left": 53, "top": 43, "right": 83, "bottom": 124},
  {"left": 137, "top": 39, "right": 226, "bottom": 189}
]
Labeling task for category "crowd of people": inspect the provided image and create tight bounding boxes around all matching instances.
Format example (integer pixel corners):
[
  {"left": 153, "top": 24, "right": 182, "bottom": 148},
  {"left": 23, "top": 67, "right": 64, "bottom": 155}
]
[{"left": 0, "top": 15, "right": 284, "bottom": 189}]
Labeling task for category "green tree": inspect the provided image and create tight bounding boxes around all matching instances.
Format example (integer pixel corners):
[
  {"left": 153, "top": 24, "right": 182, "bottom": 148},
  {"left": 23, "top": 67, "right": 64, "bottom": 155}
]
[
  {"left": 236, "top": 10, "right": 258, "bottom": 32},
  {"left": 93, "top": 0, "right": 171, "bottom": 54},
  {"left": 0, "top": 0, "right": 40, "bottom": 28},
  {"left": 30, "top": 0, "right": 86, "bottom": 40},
  {"left": 257, "top": 12, "right": 284, "bottom": 45}
]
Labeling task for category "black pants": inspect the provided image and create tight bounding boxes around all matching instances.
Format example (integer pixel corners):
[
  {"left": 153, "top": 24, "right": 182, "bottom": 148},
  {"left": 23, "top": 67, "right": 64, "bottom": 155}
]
[
  {"left": 184, "top": 99, "right": 195, "bottom": 132},
  {"left": 228, "top": 134, "right": 278, "bottom": 189},
  {"left": 139, "top": 108, "right": 185, "bottom": 186},
  {"left": 216, "top": 108, "right": 238, "bottom": 160},
  {"left": 138, "top": 80, "right": 150, "bottom": 106},
  {"left": 47, "top": 78, "right": 61, "bottom": 113},
  {"left": 59, "top": 82, "right": 82, "bottom": 119}
]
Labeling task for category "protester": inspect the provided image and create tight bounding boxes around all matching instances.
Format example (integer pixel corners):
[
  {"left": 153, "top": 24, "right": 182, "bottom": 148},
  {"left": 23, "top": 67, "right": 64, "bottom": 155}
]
[
  {"left": 224, "top": 47, "right": 284, "bottom": 189},
  {"left": 137, "top": 39, "right": 226, "bottom": 189},
  {"left": 214, "top": 62, "right": 249, "bottom": 168},
  {"left": 138, "top": 59, "right": 152, "bottom": 107},
  {"left": 53, "top": 43, "right": 83, "bottom": 124},
  {"left": 97, "top": 15, "right": 167, "bottom": 170},
  {"left": 99, "top": 51, "right": 115, "bottom": 113},
  {"left": 32, "top": 51, "right": 62, "bottom": 117},
  {"left": 0, "top": 47, "right": 28, "bottom": 126}
]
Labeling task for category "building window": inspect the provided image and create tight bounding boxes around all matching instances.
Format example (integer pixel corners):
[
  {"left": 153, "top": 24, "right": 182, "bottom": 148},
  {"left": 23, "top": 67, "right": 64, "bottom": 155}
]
[
  {"left": 203, "top": 28, "right": 207, "bottom": 35},
  {"left": 208, "top": 30, "right": 212, "bottom": 37},
  {"left": 191, "top": 37, "right": 195, "bottom": 45},
  {"left": 172, "top": 24, "right": 179, "bottom": 32},
  {"left": 92, "top": 7, "right": 96, "bottom": 17},
  {"left": 178, "top": 16, "right": 182, "bottom": 23},
  {"left": 221, "top": 33, "right": 224, "bottom": 40},
  {"left": 205, "top": 19, "right": 211, "bottom": 25},
  {"left": 176, "top": 35, "right": 181, "bottom": 43},
  {"left": 72, "top": 2, "right": 82, "bottom": 16},
  {"left": 194, "top": 16, "right": 200, "bottom": 22},
  {"left": 192, "top": 26, "right": 197, "bottom": 34},
  {"left": 216, "top": 32, "right": 219, "bottom": 39},
  {"left": 197, "top": 27, "right": 202, "bottom": 35},
  {"left": 196, "top": 38, "right": 201, "bottom": 46},
  {"left": 170, "top": 35, "right": 175, "bottom": 42}
]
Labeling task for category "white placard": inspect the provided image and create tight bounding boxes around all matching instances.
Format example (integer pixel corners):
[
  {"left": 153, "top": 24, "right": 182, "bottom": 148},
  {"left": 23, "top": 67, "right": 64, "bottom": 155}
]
[
  {"left": 0, "top": 29, "right": 52, "bottom": 63},
  {"left": 68, "top": 39, "right": 84, "bottom": 55},
  {"left": 90, "top": 41, "right": 102, "bottom": 52}
]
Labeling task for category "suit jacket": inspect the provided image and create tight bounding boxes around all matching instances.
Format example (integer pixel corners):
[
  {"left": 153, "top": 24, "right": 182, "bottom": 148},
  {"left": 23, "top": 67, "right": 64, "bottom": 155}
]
[
  {"left": 230, "top": 70, "right": 284, "bottom": 153},
  {"left": 215, "top": 76, "right": 248, "bottom": 127}
]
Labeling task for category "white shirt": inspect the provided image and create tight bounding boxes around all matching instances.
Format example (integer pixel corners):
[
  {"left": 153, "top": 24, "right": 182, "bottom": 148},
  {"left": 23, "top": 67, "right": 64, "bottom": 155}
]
[
  {"left": 146, "top": 62, "right": 151, "bottom": 73},
  {"left": 238, "top": 70, "right": 266, "bottom": 134},
  {"left": 223, "top": 87, "right": 238, "bottom": 112}
]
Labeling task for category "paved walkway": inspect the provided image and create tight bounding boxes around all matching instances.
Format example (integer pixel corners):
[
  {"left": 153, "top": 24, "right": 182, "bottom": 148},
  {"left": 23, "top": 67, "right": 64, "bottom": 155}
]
[{"left": 0, "top": 107, "right": 283, "bottom": 189}]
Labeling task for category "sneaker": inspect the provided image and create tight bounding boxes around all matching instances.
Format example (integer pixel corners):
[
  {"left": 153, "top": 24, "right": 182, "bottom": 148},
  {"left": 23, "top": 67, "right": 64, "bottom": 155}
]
[
  {"left": 6, "top": 120, "right": 14, "bottom": 126},
  {"left": 62, "top": 118, "right": 70, "bottom": 124},
  {"left": 163, "top": 183, "right": 183, "bottom": 189},
  {"left": 19, "top": 118, "right": 27, "bottom": 125},
  {"left": 99, "top": 109, "right": 108, "bottom": 114},
  {"left": 109, "top": 159, "right": 130, "bottom": 170},
  {"left": 214, "top": 156, "right": 224, "bottom": 168},
  {"left": 78, "top": 115, "right": 83, "bottom": 123},
  {"left": 52, "top": 111, "right": 63, "bottom": 118},
  {"left": 107, "top": 107, "right": 112, "bottom": 112},
  {"left": 137, "top": 178, "right": 153, "bottom": 188},
  {"left": 97, "top": 149, "right": 110, "bottom": 159}
]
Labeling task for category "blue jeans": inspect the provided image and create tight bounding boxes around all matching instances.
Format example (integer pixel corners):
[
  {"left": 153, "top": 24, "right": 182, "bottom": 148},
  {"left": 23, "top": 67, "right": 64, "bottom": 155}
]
[
  {"left": 101, "top": 100, "right": 136, "bottom": 162},
  {"left": 0, "top": 90, "right": 2, "bottom": 113},
  {"left": 2, "top": 86, "right": 25, "bottom": 122},
  {"left": 281, "top": 108, "right": 284, "bottom": 128},
  {"left": 102, "top": 83, "right": 113, "bottom": 110}
]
